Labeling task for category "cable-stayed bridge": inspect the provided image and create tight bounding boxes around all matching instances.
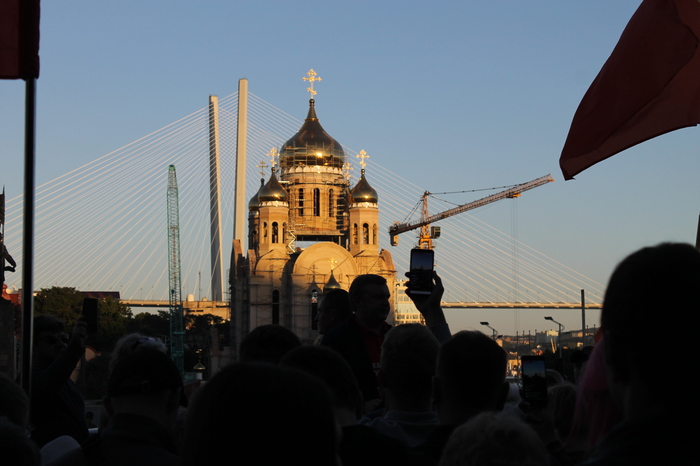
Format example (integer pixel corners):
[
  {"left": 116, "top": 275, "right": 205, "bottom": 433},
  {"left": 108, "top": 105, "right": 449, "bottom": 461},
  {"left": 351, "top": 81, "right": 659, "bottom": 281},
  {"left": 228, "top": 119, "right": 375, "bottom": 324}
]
[{"left": 2, "top": 91, "right": 605, "bottom": 313}]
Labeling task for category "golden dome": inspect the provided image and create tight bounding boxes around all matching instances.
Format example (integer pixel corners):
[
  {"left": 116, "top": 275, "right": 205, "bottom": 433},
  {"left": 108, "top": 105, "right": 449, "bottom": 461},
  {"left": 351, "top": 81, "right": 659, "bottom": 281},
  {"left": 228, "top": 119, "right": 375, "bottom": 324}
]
[
  {"left": 323, "top": 270, "right": 341, "bottom": 292},
  {"left": 279, "top": 99, "right": 346, "bottom": 170},
  {"left": 258, "top": 172, "right": 288, "bottom": 203},
  {"left": 349, "top": 169, "right": 378, "bottom": 204}
]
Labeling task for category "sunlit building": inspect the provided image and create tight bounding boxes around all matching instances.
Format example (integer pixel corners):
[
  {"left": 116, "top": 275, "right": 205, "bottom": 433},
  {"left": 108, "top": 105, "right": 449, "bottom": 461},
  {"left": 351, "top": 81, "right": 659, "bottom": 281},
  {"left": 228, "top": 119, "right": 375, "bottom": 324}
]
[
  {"left": 230, "top": 79, "right": 396, "bottom": 347},
  {"left": 394, "top": 280, "right": 424, "bottom": 325}
]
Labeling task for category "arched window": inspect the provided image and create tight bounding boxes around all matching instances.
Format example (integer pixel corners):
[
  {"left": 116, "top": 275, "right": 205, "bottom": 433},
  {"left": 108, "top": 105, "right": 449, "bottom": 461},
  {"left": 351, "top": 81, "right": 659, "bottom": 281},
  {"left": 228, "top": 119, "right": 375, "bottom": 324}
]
[
  {"left": 263, "top": 222, "right": 268, "bottom": 241},
  {"left": 372, "top": 223, "right": 378, "bottom": 245},
  {"left": 353, "top": 223, "right": 358, "bottom": 245},
  {"left": 313, "top": 188, "right": 320, "bottom": 217},
  {"left": 298, "top": 188, "right": 304, "bottom": 217},
  {"left": 282, "top": 223, "right": 287, "bottom": 244},
  {"left": 272, "top": 222, "right": 279, "bottom": 243},
  {"left": 272, "top": 290, "right": 280, "bottom": 325},
  {"left": 363, "top": 223, "right": 370, "bottom": 244},
  {"left": 328, "top": 189, "right": 334, "bottom": 217}
]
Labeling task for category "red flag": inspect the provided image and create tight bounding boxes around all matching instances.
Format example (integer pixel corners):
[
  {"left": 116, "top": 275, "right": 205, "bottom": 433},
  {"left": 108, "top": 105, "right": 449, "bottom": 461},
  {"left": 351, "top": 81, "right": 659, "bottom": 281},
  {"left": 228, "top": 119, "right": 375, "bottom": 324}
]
[
  {"left": 0, "top": 0, "right": 40, "bottom": 80},
  {"left": 560, "top": 0, "right": 700, "bottom": 180}
]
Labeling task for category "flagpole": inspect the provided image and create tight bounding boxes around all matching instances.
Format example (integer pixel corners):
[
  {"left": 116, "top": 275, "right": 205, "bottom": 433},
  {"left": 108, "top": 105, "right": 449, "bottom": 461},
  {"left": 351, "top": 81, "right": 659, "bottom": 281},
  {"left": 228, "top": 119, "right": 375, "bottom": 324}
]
[{"left": 20, "top": 77, "right": 36, "bottom": 394}]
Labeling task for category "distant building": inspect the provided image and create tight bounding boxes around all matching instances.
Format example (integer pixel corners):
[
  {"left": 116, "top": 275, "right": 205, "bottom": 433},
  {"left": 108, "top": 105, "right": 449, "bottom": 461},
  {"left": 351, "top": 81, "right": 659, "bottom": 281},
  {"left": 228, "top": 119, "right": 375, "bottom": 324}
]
[
  {"left": 230, "top": 92, "right": 396, "bottom": 347},
  {"left": 394, "top": 280, "right": 424, "bottom": 325}
]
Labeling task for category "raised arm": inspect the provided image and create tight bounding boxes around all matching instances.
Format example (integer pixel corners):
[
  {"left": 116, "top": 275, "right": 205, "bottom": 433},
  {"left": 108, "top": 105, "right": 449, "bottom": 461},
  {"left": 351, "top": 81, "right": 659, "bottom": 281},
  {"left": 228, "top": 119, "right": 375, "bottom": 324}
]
[{"left": 405, "top": 271, "right": 451, "bottom": 343}]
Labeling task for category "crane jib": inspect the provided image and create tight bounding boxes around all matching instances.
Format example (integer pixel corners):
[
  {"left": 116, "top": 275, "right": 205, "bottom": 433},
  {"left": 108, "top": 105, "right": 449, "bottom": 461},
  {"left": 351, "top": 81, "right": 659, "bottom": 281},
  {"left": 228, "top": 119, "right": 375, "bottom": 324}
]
[{"left": 389, "top": 174, "right": 554, "bottom": 242}]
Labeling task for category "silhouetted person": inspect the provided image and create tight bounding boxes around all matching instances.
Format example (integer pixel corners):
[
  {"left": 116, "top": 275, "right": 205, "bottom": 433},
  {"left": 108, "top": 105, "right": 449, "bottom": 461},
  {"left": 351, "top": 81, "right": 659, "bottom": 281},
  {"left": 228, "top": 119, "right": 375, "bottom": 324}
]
[
  {"left": 181, "top": 363, "right": 339, "bottom": 466},
  {"left": 322, "top": 273, "right": 449, "bottom": 408},
  {"left": 418, "top": 330, "right": 509, "bottom": 462},
  {"left": 584, "top": 243, "right": 700, "bottom": 465},
  {"left": 321, "top": 274, "right": 393, "bottom": 405},
  {"left": 570, "top": 345, "right": 594, "bottom": 383},
  {"left": 439, "top": 411, "right": 550, "bottom": 466},
  {"left": 0, "top": 373, "right": 39, "bottom": 465},
  {"left": 109, "top": 333, "right": 167, "bottom": 373},
  {"left": 546, "top": 382, "right": 589, "bottom": 465},
  {"left": 0, "top": 417, "right": 40, "bottom": 466},
  {"left": 316, "top": 288, "right": 352, "bottom": 335},
  {"left": 29, "top": 315, "right": 89, "bottom": 448},
  {"left": 1, "top": 235, "right": 16, "bottom": 290},
  {"left": 360, "top": 323, "right": 440, "bottom": 447},
  {"left": 238, "top": 324, "right": 302, "bottom": 363},
  {"left": 47, "top": 349, "right": 182, "bottom": 466},
  {"left": 281, "top": 345, "right": 410, "bottom": 466},
  {"left": 0, "top": 372, "right": 30, "bottom": 430},
  {"left": 569, "top": 338, "right": 622, "bottom": 452}
]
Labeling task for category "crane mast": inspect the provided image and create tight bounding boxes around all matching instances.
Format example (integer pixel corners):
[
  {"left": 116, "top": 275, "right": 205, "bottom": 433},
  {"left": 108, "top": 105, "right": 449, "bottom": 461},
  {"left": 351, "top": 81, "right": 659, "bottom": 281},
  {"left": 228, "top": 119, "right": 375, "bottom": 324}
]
[
  {"left": 390, "top": 174, "right": 554, "bottom": 249},
  {"left": 167, "top": 165, "right": 185, "bottom": 375}
]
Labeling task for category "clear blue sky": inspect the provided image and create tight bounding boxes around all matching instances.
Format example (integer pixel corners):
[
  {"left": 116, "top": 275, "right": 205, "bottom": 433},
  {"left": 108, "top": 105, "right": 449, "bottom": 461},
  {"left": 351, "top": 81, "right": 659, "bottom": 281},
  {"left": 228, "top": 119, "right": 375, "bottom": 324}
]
[{"left": 2, "top": 1, "right": 698, "bottom": 335}]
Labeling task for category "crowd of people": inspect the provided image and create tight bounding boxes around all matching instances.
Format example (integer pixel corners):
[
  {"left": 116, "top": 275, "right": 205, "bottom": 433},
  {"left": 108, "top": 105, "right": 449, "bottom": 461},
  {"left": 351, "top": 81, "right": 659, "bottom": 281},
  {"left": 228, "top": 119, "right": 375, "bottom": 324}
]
[{"left": 1, "top": 242, "right": 698, "bottom": 465}]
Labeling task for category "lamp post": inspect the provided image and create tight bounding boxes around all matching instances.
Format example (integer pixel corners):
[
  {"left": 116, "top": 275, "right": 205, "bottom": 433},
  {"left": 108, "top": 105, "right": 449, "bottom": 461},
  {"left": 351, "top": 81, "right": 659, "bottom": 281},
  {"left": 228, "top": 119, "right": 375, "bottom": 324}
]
[
  {"left": 480, "top": 321, "right": 498, "bottom": 340},
  {"left": 544, "top": 316, "right": 564, "bottom": 359}
]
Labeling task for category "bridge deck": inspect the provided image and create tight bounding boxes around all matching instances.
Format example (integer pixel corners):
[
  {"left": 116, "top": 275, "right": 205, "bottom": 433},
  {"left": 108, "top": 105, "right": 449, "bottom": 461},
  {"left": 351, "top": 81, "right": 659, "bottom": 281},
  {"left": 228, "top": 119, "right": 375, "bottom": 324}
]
[
  {"left": 122, "top": 299, "right": 599, "bottom": 310},
  {"left": 441, "top": 301, "right": 601, "bottom": 309},
  {"left": 122, "top": 300, "right": 230, "bottom": 308}
]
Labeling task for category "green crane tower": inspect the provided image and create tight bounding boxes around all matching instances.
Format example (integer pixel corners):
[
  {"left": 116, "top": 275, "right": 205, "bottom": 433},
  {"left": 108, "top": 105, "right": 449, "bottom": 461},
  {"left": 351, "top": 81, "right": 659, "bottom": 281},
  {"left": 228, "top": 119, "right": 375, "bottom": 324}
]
[{"left": 167, "top": 165, "right": 185, "bottom": 375}]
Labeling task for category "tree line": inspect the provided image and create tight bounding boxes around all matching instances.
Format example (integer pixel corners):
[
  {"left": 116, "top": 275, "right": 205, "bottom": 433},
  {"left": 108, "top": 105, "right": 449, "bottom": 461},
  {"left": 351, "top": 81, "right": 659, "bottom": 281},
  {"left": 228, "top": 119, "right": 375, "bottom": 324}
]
[{"left": 31, "top": 286, "right": 228, "bottom": 398}]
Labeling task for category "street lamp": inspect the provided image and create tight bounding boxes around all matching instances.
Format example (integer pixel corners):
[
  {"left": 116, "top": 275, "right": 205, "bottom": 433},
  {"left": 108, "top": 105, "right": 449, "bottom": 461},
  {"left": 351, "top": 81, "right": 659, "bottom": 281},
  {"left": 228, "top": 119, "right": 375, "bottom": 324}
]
[
  {"left": 480, "top": 321, "right": 498, "bottom": 340},
  {"left": 544, "top": 316, "right": 564, "bottom": 359}
]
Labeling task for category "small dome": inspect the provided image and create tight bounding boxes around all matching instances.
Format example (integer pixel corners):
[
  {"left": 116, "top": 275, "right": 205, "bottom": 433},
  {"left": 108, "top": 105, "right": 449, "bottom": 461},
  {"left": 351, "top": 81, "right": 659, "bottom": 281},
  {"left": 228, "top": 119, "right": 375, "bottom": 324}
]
[
  {"left": 258, "top": 172, "right": 288, "bottom": 203},
  {"left": 248, "top": 178, "right": 265, "bottom": 211},
  {"left": 349, "top": 169, "right": 378, "bottom": 204},
  {"left": 279, "top": 99, "right": 346, "bottom": 170},
  {"left": 324, "top": 270, "right": 341, "bottom": 292}
]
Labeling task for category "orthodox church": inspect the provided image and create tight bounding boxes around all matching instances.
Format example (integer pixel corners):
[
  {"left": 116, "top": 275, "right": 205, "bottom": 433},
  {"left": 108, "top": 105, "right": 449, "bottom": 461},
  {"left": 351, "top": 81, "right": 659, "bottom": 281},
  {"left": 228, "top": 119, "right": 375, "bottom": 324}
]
[{"left": 229, "top": 73, "right": 396, "bottom": 346}]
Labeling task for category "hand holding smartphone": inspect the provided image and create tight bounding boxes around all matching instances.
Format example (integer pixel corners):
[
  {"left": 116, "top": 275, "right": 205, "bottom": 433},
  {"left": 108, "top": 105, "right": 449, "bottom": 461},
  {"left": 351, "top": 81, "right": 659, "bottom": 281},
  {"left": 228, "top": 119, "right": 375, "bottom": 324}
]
[
  {"left": 408, "top": 248, "right": 434, "bottom": 296},
  {"left": 521, "top": 355, "right": 548, "bottom": 408}
]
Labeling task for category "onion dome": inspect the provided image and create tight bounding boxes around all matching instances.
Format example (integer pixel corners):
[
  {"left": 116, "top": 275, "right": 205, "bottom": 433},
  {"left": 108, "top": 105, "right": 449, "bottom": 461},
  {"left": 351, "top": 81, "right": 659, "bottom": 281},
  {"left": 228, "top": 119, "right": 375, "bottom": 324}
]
[
  {"left": 349, "top": 169, "right": 378, "bottom": 204},
  {"left": 258, "top": 171, "right": 288, "bottom": 203},
  {"left": 279, "top": 99, "right": 346, "bottom": 170},
  {"left": 248, "top": 178, "right": 265, "bottom": 211},
  {"left": 324, "top": 270, "right": 341, "bottom": 292}
]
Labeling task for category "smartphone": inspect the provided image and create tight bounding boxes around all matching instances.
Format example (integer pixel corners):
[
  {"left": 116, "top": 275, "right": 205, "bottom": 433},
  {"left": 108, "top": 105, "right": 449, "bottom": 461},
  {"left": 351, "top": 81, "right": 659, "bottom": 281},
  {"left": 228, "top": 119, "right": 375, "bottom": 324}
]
[
  {"left": 408, "top": 248, "right": 434, "bottom": 295},
  {"left": 82, "top": 297, "right": 99, "bottom": 333},
  {"left": 521, "top": 355, "right": 547, "bottom": 407}
]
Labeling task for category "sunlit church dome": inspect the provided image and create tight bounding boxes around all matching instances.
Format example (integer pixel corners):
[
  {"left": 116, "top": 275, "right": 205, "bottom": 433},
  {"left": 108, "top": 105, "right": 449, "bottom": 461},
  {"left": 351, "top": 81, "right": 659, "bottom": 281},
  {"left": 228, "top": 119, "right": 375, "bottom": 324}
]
[
  {"left": 349, "top": 169, "right": 378, "bottom": 204},
  {"left": 258, "top": 171, "right": 288, "bottom": 203},
  {"left": 278, "top": 99, "right": 346, "bottom": 171}
]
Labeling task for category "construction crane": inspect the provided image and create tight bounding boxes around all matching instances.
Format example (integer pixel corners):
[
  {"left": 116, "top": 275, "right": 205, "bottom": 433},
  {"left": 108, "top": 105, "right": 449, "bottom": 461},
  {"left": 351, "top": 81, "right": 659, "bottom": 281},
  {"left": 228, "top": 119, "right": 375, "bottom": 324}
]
[
  {"left": 167, "top": 165, "right": 185, "bottom": 375},
  {"left": 389, "top": 174, "right": 554, "bottom": 249}
]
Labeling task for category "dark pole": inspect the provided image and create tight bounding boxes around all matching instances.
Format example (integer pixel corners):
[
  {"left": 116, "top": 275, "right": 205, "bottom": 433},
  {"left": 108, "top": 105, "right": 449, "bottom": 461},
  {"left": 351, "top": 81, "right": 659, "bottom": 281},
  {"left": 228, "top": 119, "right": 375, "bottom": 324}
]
[
  {"left": 581, "top": 289, "right": 586, "bottom": 346},
  {"left": 20, "top": 77, "right": 36, "bottom": 394}
]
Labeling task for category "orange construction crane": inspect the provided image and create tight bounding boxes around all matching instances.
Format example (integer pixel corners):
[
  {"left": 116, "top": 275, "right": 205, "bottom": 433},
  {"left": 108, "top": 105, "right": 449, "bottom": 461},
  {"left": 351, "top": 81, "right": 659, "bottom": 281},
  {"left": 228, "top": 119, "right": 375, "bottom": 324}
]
[{"left": 389, "top": 174, "right": 554, "bottom": 249}]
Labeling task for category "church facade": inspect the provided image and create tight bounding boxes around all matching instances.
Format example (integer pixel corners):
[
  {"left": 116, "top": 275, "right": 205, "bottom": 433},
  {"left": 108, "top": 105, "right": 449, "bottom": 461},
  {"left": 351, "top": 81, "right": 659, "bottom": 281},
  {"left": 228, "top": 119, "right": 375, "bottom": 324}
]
[{"left": 229, "top": 92, "right": 397, "bottom": 346}]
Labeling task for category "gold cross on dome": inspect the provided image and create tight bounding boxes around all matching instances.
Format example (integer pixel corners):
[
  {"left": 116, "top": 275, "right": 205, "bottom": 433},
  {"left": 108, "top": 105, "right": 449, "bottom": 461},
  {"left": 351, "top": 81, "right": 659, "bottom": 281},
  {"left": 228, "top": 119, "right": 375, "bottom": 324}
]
[
  {"left": 356, "top": 150, "right": 370, "bottom": 169},
  {"left": 329, "top": 258, "right": 337, "bottom": 271},
  {"left": 303, "top": 69, "right": 322, "bottom": 99},
  {"left": 267, "top": 148, "right": 280, "bottom": 169},
  {"left": 256, "top": 159, "right": 268, "bottom": 177}
]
